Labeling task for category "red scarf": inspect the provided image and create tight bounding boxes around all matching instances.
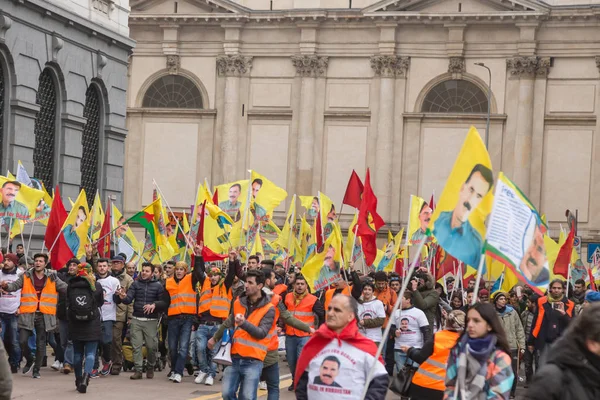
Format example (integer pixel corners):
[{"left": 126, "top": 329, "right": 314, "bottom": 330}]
[{"left": 293, "top": 319, "right": 384, "bottom": 388}]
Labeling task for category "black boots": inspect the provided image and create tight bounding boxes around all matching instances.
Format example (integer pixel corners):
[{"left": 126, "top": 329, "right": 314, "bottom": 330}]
[
  {"left": 75, "top": 376, "right": 82, "bottom": 389},
  {"left": 77, "top": 373, "right": 89, "bottom": 393}
]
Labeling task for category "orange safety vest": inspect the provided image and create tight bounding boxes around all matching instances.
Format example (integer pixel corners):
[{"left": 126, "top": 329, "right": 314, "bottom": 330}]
[
  {"left": 284, "top": 292, "right": 317, "bottom": 337},
  {"left": 412, "top": 330, "right": 460, "bottom": 391},
  {"left": 531, "top": 296, "right": 575, "bottom": 339},
  {"left": 231, "top": 298, "right": 274, "bottom": 361},
  {"left": 166, "top": 274, "right": 197, "bottom": 316},
  {"left": 197, "top": 279, "right": 232, "bottom": 319},
  {"left": 375, "top": 286, "right": 397, "bottom": 326},
  {"left": 324, "top": 286, "right": 350, "bottom": 312},
  {"left": 20, "top": 275, "right": 58, "bottom": 315},
  {"left": 267, "top": 294, "right": 281, "bottom": 352},
  {"left": 273, "top": 284, "right": 288, "bottom": 296}
]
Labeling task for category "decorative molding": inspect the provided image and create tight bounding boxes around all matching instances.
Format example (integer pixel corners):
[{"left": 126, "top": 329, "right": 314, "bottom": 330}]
[
  {"left": 0, "top": 15, "right": 12, "bottom": 43},
  {"left": 448, "top": 56, "right": 466, "bottom": 74},
  {"left": 97, "top": 51, "right": 108, "bottom": 79},
  {"left": 216, "top": 54, "right": 253, "bottom": 76},
  {"left": 370, "top": 55, "right": 410, "bottom": 78},
  {"left": 596, "top": 56, "right": 600, "bottom": 74},
  {"left": 51, "top": 35, "right": 64, "bottom": 63},
  {"left": 291, "top": 55, "right": 329, "bottom": 77},
  {"left": 166, "top": 54, "right": 180, "bottom": 74},
  {"left": 536, "top": 57, "right": 552, "bottom": 77},
  {"left": 506, "top": 56, "right": 551, "bottom": 78}
]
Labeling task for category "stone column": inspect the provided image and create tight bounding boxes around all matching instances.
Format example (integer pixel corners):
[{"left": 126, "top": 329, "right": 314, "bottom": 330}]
[
  {"left": 291, "top": 55, "right": 328, "bottom": 195},
  {"left": 370, "top": 55, "right": 410, "bottom": 221},
  {"left": 507, "top": 56, "right": 538, "bottom": 196},
  {"left": 216, "top": 55, "right": 252, "bottom": 183},
  {"left": 529, "top": 58, "right": 551, "bottom": 208}
]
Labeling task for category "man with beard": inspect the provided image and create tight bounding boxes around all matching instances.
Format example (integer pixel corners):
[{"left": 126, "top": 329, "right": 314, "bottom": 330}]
[
  {"left": 432, "top": 164, "right": 493, "bottom": 268},
  {"left": 570, "top": 279, "right": 586, "bottom": 316},
  {"left": 0, "top": 181, "right": 29, "bottom": 223},
  {"left": 408, "top": 272, "right": 440, "bottom": 328},
  {"left": 218, "top": 183, "right": 242, "bottom": 222},
  {"left": 108, "top": 255, "right": 134, "bottom": 375},
  {"left": 0, "top": 253, "right": 23, "bottom": 373},
  {"left": 410, "top": 202, "right": 432, "bottom": 245}
]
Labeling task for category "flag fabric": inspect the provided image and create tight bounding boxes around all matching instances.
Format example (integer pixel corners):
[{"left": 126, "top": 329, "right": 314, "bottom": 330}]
[
  {"left": 430, "top": 126, "right": 494, "bottom": 269},
  {"left": 429, "top": 193, "right": 435, "bottom": 213},
  {"left": 98, "top": 200, "right": 111, "bottom": 258},
  {"left": 484, "top": 172, "right": 549, "bottom": 295},
  {"left": 126, "top": 198, "right": 164, "bottom": 250},
  {"left": 250, "top": 170, "right": 287, "bottom": 219},
  {"left": 302, "top": 224, "right": 343, "bottom": 291},
  {"left": 554, "top": 220, "right": 575, "bottom": 279},
  {"left": 176, "top": 212, "right": 190, "bottom": 249},
  {"left": 275, "top": 195, "right": 296, "bottom": 251},
  {"left": 111, "top": 204, "right": 141, "bottom": 262},
  {"left": 90, "top": 191, "right": 104, "bottom": 241},
  {"left": 195, "top": 200, "right": 227, "bottom": 261},
  {"left": 299, "top": 195, "right": 319, "bottom": 220},
  {"left": 61, "top": 190, "right": 91, "bottom": 259},
  {"left": 407, "top": 195, "right": 432, "bottom": 246},
  {"left": 250, "top": 230, "right": 264, "bottom": 256},
  {"left": 356, "top": 169, "right": 385, "bottom": 266},
  {"left": 205, "top": 202, "right": 234, "bottom": 229},
  {"left": 16, "top": 161, "right": 33, "bottom": 188},
  {"left": 33, "top": 184, "right": 53, "bottom": 225},
  {"left": 342, "top": 170, "right": 364, "bottom": 209},
  {"left": 343, "top": 213, "right": 362, "bottom": 264},
  {"left": 375, "top": 229, "right": 403, "bottom": 272},
  {"left": 318, "top": 192, "right": 335, "bottom": 240},
  {"left": 215, "top": 180, "right": 248, "bottom": 223},
  {"left": 212, "top": 188, "right": 219, "bottom": 205},
  {"left": 44, "top": 187, "right": 72, "bottom": 270},
  {"left": 0, "top": 175, "right": 44, "bottom": 224}
]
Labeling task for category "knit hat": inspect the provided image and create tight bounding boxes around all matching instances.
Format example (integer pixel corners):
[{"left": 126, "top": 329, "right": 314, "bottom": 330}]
[
  {"left": 4, "top": 253, "right": 19, "bottom": 265},
  {"left": 207, "top": 267, "right": 222, "bottom": 277},
  {"left": 493, "top": 292, "right": 507, "bottom": 304},
  {"left": 174, "top": 261, "right": 189, "bottom": 272},
  {"left": 447, "top": 310, "right": 466, "bottom": 331},
  {"left": 585, "top": 291, "right": 600, "bottom": 303},
  {"left": 77, "top": 263, "right": 96, "bottom": 291},
  {"left": 478, "top": 289, "right": 489, "bottom": 297}
]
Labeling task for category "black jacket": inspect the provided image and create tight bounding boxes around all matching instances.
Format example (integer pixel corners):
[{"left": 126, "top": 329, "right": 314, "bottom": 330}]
[
  {"left": 67, "top": 278, "right": 104, "bottom": 342},
  {"left": 56, "top": 268, "right": 77, "bottom": 321},
  {"left": 527, "top": 295, "right": 574, "bottom": 351},
  {"left": 524, "top": 335, "right": 600, "bottom": 400},
  {"left": 117, "top": 276, "right": 166, "bottom": 319}
]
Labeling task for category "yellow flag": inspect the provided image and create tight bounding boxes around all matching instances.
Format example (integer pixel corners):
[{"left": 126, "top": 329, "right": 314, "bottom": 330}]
[
  {"left": 34, "top": 184, "right": 53, "bottom": 226},
  {"left": 205, "top": 202, "right": 234, "bottom": 228},
  {"left": 275, "top": 195, "right": 296, "bottom": 250},
  {"left": 90, "top": 191, "right": 104, "bottom": 241},
  {"left": 250, "top": 170, "right": 287, "bottom": 218},
  {"left": 112, "top": 204, "right": 141, "bottom": 262},
  {"left": 191, "top": 184, "right": 211, "bottom": 225},
  {"left": 9, "top": 220, "right": 24, "bottom": 239},
  {"left": 302, "top": 225, "right": 343, "bottom": 292},
  {"left": 62, "top": 190, "right": 91, "bottom": 258},
  {"left": 299, "top": 195, "right": 319, "bottom": 220},
  {"left": 344, "top": 213, "right": 362, "bottom": 265},
  {"left": 182, "top": 212, "right": 190, "bottom": 234},
  {"left": 250, "top": 229, "right": 264, "bottom": 256},
  {"left": 215, "top": 180, "right": 248, "bottom": 223},
  {"left": 0, "top": 176, "right": 44, "bottom": 224},
  {"left": 430, "top": 126, "right": 493, "bottom": 269},
  {"left": 407, "top": 195, "right": 432, "bottom": 246}
]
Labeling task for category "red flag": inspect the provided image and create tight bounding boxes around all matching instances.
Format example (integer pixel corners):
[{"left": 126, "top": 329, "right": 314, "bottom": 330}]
[
  {"left": 212, "top": 188, "right": 219, "bottom": 205},
  {"left": 196, "top": 201, "right": 207, "bottom": 244},
  {"left": 588, "top": 267, "right": 597, "bottom": 291},
  {"left": 315, "top": 210, "right": 324, "bottom": 250},
  {"left": 44, "top": 187, "right": 74, "bottom": 270},
  {"left": 194, "top": 200, "right": 227, "bottom": 261},
  {"left": 98, "top": 200, "right": 111, "bottom": 258},
  {"left": 436, "top": 248, "right": 458, "bottom": 281},
  {"left": 356, "top": 169, "right": 385, "bottom": 265},
  {"left": 554, "top": 222, "right": 574, "bottom": 279},
  {"left": 342, "top": 170, "right": 364, "bottom": 209},
  {"left": 429, "top": 193, "right": 435, "bottom": 213}
]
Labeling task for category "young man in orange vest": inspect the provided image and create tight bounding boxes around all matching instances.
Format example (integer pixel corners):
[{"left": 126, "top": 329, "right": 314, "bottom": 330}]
[
  {"left": 284, "top": 274, "right": 324, "bottom": 391},
  {"left": 322, "top": 268, "right": 362, "bottom": 312},
  {"left": 162, "top": 243, "right": 204, "bottom": 383},
  {"left": 1, "top": 253, "right": 68, "bottom": 378},
  {"left": 213, "top": 269, "right": 276, "bottom": 400},
  {"left": 194, "top": 248, "right": 243, "bottom": 386}
]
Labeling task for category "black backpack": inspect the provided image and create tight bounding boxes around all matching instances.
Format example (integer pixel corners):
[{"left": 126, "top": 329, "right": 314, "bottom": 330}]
[{"left": 68, "top": 282, "right": 96, "bottom": 321}]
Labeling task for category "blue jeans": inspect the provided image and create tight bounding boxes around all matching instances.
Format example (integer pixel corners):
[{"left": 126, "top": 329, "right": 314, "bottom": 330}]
[
  {"left": 222, "top": 357, "right": 263, "bottom": 400},
  {"left": 167, "top": 317, "right": 193, "bottom": 375},
  {"left": 261, "top": 361, "right": 279, "bottom": 400},
  {"left": 58, "top": 319, "right": 73, "bottom": 366},
  {"left": 195, "top": 324, "right": 219, "bottom": 377},
  {"left": 0, "top": 313, "right": 20, "bottom": 367},
  {"left": 73, "top": 340, "right": 99, "bottom": 378},
  {"left": 285, "top": 335, "right": 309, "bottom": 380},
  {"left": 394, "top": 349, "right": 418, "bottom": 372}
]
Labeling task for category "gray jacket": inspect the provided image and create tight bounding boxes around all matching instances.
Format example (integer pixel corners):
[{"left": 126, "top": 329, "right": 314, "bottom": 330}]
[
  {"left": 0, "top": 339, "right": 11, "bottom": 400},
  {"left": 6, "top": 269, "right": 68, "bottom": 332},
  {"left": 498, "top": 305, "right": 526, "bottom": 350}
]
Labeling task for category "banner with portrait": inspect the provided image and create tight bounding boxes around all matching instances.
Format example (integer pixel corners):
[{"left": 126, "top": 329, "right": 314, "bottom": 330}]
[
  {"left": 430, "top": 126, "right": 494, "bottom": 269},
  {"left": 485, "top": 172, "right": 549, "bottom": 295},
  {"left": 407, "top": 195, "right": 432, "bottom": 246},
  {"left": 215, "top": 180, "right": 249, "bottom": 223},
  {"left": 0, "top": 176, "right": 45, "bottom": 229},
  {"left": 61, "top": 190, "right": 91, "bottom": 259}
]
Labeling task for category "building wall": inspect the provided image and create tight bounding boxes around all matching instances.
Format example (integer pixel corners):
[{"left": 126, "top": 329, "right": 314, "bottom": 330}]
[
  {"left": 0, "top": 0, "right": 133, "bottom": 204},
  {"left": 126, "top": 0, "right": 600, "bottom": 244}
]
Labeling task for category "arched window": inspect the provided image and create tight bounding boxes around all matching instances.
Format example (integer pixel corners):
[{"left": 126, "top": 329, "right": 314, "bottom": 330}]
[
  {"left": 142, "top": 75, "right": 203, "bottom": 108},
  {"left": 422, "top": 80, "right": 488, "bottom": 113},
  {"left": 0, "top": 62, "right": 5, "bottom": 167},
  {"left": 81, "top": 85, "right": 101, "bottom": 206},
  {"left": 33, "top": 69, "right": 58, "bottom": 187}
]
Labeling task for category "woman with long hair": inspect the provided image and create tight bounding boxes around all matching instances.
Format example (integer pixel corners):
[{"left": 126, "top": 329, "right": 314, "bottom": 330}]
[{"left": 444, "top": 303, "right": 515, "bottom": 400}]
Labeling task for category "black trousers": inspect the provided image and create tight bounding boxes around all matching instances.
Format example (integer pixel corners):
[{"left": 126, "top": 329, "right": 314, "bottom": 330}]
[{"left": 19, "top": 312, "right": 46, "bottom": 373}]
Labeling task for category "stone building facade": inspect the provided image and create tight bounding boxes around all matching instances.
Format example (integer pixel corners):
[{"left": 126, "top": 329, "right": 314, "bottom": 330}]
[
  {"left": 126, "top": 0, "right": 600, "bottom": 246},
  {"left": 0, "top": 0, "right": 133, "bottom": 206}
]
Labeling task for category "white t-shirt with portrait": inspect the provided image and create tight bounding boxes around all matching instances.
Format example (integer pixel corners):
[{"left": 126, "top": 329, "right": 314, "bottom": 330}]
[
  {"left": 97, "top": 275, "right": 120, "bottom": 322},
  {"left": 357, "top": 298, "right": 386, "bottom": 343},
  {"left": 393, "top": 306, "right": 429, "bottom": 349}
]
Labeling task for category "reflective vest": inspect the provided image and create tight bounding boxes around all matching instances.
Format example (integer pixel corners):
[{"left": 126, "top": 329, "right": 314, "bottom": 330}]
[
  {"left": 273, "top": 284, "right": 288, "bottom": 296},
  {"left": 412, "top": 330, "right": 460, "bottom": 391},
  {"left": 20, "top": 274, "right": 58, "bottom": 316},
  {"left": 284, "top": 292, "right": 317, "bottom": 337},
  {"left": 324, "top": 286, "right": 350, "bottom": 312},
  {"left": 531, "top": 296, "right": 575, "bottom": 339},
  {"left": 267, "top": 294, "right": 281, "bottom": 352},
  {"left": 197, "top": 278, "right": 232, "bottom": 319},
  {"left": 166, "top": 274, "right": 197, "bottom": 316},
  {"left": 375, "top": 286, "right": 397, "bottom": 327},
  {"left": 231, "top": 298, "right": 274, "bottom": 361}
]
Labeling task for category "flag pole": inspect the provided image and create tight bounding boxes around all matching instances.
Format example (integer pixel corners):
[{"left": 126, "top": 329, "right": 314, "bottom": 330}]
[
  {"left": 186, "top": 182, "right": 202, "bottom": 258},
  {"left": 243, "top": 170, "right": 253, "bottom": 261},
  {"left": 152, "top": 180, "right": 188, "bottom": 245},
  {"left": 26, "top": 221, "right": 35, "bottom": 257},
  {"left": 361, "top": 237, "right": 427, "bottom": 400},
  {"left": 6, "top": 217, "right": 13, "bottom": 251},
  {"left": 566, "top": 263, "right": 571, "bottom": 297},
  {"left": 285, "top": 195, "right": 296, "bottom": 271},
  {"left": 472, "top": 251, "right": 486, "bottom": 305}
]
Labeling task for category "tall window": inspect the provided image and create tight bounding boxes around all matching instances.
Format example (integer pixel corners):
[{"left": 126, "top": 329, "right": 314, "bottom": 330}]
[
  {"left": 0, "top": 62, "right": 4, "bottom": 167},
  {"left": 142, "top": 75, "right": 203, "bottom": 108},
  {"left": 422, "top": 80, "right": 488, "bottom": 113},
  {"left": 33, "top": 69, "right": 57, "bottom": 187},
  {"left": 81, "top": 85, "right": 101, "bottom": 206}
]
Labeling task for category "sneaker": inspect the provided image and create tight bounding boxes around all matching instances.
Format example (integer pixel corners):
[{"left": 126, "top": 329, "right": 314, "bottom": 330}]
[
  {"left": 51, "top": 360, "right": 61, "bottom": 371},
  {"left": 288, "top": 384, "right": 295, "bottom": 391},
  {"left": 22, "top": 360, "right": 34, "bottom": 375},
  {"left": 63, "top": 364, "right": 72, "bottom": 374},
  {"left": 194, "top": 371, "right": 207, "bottom": 384},
  {"left": 100, "top": 361, "right": 112, "bottom": 376},
  {"left": 10, "top": 365, "right": 18, "bottom": 374},
  {"left": 204, "top": 376, "right": 214, "bottom": 386},
  {"left": 130, "top": 371, "right": 143, "bottom": 380},
  {"left": 258, "top": 381, "right": 267, "bottom": 390},
  {"left": 146, "top": 369, "right": 154, "bottom": 379},
  {"left": 110, "top": 365, "right": 121, "bottom": 376},
  {"left": 167, "top": 370, "right": 175, "bottom": 380},
  {"left": 33, "top": 370, "right": 41, "bottom": 379},
  {"left": 172, "top": 373, "right": 182, "bottom": 383},
  {"left": 90, "top": 369, "right": 100, "bottom": 379}
]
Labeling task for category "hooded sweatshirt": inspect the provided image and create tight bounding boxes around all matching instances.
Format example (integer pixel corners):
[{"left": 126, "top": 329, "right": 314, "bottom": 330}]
[{"left": 412, "top": 273, "right": 440, "bottom": 328}]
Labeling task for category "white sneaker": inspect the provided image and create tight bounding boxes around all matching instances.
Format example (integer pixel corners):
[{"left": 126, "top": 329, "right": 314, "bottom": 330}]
[
  {"left": 172, "top": 373, "right": 182, "bottom": 383},
  {"left": 258, "top": 381, "right": 267, "bottom": 390},
  {"left": 51, "top": 360, "right": 60, "bottom": 371},
  {"left": 59, "top": 363, "right": 64, "bottom": 373},
  {"left": 194, "top": 371, "right": 207, "bottom": 384},
  {"left": 204, "top": 376, "right": 214, "bottom": 386}
]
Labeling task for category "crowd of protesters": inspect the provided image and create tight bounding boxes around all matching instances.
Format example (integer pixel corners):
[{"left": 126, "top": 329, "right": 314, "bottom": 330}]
[{"left": 1, "top": 241, "right": 600, "bottom": 400}]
